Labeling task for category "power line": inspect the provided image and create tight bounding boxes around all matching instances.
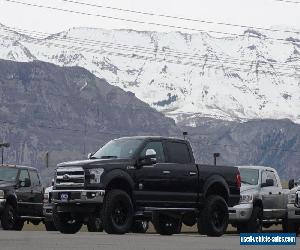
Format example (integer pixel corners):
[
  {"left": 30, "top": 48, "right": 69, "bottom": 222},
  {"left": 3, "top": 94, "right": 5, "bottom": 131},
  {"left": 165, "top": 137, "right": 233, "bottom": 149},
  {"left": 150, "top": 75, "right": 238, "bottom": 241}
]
[
  {"left": 1, "top": 119, "right": 300, "bottom": 156},
  {"left": 2, "top": 0, "right": 300, "bottom": 45},
  {"left": 1, "top": 33, "right": 298, "bottom": 79},
  {"left": 5, "top": 26, "right": 299, "bottom": 73},
  {"left": 59, "top": 0, "right": 300, "bottom": 35}
]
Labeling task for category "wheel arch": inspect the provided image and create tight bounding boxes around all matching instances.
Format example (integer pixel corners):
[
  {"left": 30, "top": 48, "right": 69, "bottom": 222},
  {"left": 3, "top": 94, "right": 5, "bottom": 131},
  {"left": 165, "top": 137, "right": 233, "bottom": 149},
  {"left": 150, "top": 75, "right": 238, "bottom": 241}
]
[
  {"left": 203, "top": 175, "right": 229, "bottom": 203},
  {"left": 103, "top": 169, "right": 134, "bottom": 197},
  {"left": 5, "top": 193, "right": 18, "bottom": 208}
]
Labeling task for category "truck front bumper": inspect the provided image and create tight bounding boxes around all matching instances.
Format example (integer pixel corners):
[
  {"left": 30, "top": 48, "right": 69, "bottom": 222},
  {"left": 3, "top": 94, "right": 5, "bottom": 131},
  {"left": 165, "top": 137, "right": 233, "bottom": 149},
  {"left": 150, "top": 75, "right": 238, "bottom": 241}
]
[
  {"left": 287, "top": 204, "right": 300, "bottom": 222},
  {"left": 0, "top": 198, "right": 6, "bottom": 213},
  {"left": 52, "top": 189, "right": 105, "bottom": 204},
  {"left": 229, "top": 203, "right": 253, "bottom": 222}
]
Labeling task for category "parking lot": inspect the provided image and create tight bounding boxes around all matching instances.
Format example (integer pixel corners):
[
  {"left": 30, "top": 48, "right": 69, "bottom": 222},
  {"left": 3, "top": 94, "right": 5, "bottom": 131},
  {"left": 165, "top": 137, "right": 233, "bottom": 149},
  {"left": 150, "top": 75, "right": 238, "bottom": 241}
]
[{"left": 0, "top": 230, "right": 297, "bottom": 250}]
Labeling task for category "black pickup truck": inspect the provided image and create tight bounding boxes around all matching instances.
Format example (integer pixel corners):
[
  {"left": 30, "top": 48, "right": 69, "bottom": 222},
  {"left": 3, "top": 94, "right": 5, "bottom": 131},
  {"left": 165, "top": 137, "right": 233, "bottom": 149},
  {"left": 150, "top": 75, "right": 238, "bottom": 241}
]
[
  {"left": 0, "top": 165, "right": 44, "bottom": 230},
  {"left": 52, "top": 136, "right": 240, "bottom": 236}
]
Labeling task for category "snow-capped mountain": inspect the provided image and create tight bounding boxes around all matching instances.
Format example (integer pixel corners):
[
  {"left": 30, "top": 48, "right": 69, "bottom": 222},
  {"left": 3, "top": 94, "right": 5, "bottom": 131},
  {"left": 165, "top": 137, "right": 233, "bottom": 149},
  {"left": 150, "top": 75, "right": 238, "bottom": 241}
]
[{"left": 0, "top": 23, "right": 299, "bottom": 123}]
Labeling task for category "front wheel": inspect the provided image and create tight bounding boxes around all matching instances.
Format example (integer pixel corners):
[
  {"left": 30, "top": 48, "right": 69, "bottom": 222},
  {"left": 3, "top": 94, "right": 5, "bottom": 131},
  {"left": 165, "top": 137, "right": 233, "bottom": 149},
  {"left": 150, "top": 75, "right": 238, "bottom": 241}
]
[
  {"left": 282, "top": 218, "right": 299, "bottom": 236},
  {"left": 1, "top": 204, "right": 24, "bottom": 231},
  {"left": 52, "top": 207, "right": 82, "bottom": 234},
  {"left": 102, "top": 189, "right": 133, "bottom": 234},
  {"left": 197, "top": 195, "right": 229, "bottom": 237},
  {"left": 237, "top": 206, "right": 262, "bottom": 233},
  {"left": 153, "top": 214, "right": 182, "bottom": 235}
]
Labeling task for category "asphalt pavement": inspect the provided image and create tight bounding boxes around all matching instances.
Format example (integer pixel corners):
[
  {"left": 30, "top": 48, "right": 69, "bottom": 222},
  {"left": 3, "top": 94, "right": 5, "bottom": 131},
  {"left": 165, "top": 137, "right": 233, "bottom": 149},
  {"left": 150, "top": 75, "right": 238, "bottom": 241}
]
[{"left": 0, "top": 231, "right": 298, "bottom": 250}]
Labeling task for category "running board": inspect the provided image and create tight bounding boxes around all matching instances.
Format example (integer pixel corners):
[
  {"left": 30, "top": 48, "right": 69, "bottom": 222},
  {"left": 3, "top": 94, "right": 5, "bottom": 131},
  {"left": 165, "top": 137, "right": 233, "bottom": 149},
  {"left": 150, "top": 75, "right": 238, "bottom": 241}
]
[
  {"left": 141, "top": 207, "right": 197, "bottom": 212},
  {"left": 20, "top": 216, "right": 44, "bottom": 220}
]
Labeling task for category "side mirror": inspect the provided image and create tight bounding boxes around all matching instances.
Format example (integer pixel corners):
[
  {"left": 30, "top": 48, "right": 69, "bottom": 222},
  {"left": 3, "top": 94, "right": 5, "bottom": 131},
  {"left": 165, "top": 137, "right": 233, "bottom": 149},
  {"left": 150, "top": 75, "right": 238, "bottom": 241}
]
[
  {"left": 19, "top": 178, "right": 31, "bottom": 188},
  {"left": 261, "top": 178, "right": 274, "bottom": 188},
  {"left": 288, "top": 179, "right": 295, "bottom": 190},
  {"left": 51, "top": 178, "right": 54, "bottom": 186},
  {"left": 138, "top": 149, "right": 157, "bottom": 167},
  {"left": 24, "top": 178, "right": 31, "bottom": 187},
  {"left": 87, "top": 153, "right": 92, "bottom": 159}
]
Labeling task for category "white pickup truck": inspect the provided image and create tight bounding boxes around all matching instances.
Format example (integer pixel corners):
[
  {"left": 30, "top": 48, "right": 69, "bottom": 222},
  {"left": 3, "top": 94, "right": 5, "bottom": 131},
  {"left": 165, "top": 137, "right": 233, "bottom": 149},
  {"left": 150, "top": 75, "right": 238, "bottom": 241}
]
[
  {"left": 229, "top": 166, "right": 289, "bottom": 233},
  {"left": 284, "top": 179, "right": 300, "bottom": 235}
]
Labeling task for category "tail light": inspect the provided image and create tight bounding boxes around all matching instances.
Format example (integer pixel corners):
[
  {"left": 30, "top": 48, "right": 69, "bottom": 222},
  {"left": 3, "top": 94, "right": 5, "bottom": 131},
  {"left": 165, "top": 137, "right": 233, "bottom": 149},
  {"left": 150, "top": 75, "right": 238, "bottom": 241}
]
[{"left": 236, "top": 170, "right": 241, "bottom": 189}]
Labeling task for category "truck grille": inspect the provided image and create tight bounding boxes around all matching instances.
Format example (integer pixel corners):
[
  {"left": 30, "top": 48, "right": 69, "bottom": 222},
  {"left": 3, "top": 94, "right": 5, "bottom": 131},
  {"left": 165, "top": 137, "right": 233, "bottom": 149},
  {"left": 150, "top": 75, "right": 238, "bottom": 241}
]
[
  {"left": 55, "top": 167, "right": 85, "bottom": 188},
  {"left": 297, "top": 192, "right": 300, "bottom": 207}
]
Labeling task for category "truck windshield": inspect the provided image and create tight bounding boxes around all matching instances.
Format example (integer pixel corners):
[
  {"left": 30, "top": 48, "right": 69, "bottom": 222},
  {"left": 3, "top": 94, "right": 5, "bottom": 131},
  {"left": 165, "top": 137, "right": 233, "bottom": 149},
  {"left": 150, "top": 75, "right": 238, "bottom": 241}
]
[
  {"left": 91, "top": 138, "right": 144, "bottom": 159},
  {"left": 240, "top": 168, "right": 259, "bottom": 185},
  {"left": 0, "top": 167, "right": 18, "bottom": 182}
]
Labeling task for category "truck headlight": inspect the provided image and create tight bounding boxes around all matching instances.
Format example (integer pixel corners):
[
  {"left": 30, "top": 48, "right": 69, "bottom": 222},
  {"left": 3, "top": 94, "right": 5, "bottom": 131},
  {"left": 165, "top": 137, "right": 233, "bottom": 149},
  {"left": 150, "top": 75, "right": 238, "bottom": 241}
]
[
  {"left": 288, "top": 193, "right": 296, "bottom": 204},
  {"left": 43, "top": 192, "right": 49, "bottom": 204},
  {"left": 240, "top": 194, "right": 253, "bottom": 204},
  {"left": 0, "top": 190, "right": 4, "bottom": 199},
  {"left": 88, "top": 168, "right": 104, "bottom": 184}
]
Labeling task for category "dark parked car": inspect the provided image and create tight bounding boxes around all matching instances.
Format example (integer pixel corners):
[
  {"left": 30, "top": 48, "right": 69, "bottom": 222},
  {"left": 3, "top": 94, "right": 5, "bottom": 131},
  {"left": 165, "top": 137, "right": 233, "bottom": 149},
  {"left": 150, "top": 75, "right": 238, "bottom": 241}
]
[
  {"left": 51, "top": 136, "right": 240, "bottom": 236},
  {"left": 0, "top": 165, "right": 44, "bottom": 230}
]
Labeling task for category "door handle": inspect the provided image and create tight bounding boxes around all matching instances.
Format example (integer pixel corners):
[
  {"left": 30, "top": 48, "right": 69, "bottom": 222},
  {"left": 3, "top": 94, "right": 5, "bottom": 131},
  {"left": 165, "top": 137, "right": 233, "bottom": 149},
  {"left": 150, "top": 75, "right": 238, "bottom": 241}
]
[
  {"left": 162, "top": 170, "right": 171, "bottom": 175},
  {"left": 279, "top": 192, "right": 282, "bottom": 195},
  {"left": 189, "top": 171, "right": 197, "bottom": 176},
  {"left": 269, "top": 192, "right": 272, "bottom": 195}
]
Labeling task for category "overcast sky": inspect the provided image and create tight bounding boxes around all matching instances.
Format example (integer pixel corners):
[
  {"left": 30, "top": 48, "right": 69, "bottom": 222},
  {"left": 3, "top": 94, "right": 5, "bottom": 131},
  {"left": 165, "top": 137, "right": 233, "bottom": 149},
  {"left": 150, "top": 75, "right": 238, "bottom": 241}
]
[{"left": 0, "top": 0, "right": 299, "bottom": 37}]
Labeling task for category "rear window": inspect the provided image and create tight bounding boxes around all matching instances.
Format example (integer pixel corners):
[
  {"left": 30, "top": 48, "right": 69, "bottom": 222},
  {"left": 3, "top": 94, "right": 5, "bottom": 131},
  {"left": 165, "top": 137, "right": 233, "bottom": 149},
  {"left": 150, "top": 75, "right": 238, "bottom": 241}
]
[{"left": 165, "top": 141, "right": 191, "bottom": 164}]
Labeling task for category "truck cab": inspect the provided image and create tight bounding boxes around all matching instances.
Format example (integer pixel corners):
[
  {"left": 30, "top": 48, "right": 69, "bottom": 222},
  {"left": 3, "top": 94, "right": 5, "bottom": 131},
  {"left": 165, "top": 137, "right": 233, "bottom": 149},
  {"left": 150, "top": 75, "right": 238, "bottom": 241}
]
[{"left": 0, "top": 165, "right": 44, "bottom": 230}]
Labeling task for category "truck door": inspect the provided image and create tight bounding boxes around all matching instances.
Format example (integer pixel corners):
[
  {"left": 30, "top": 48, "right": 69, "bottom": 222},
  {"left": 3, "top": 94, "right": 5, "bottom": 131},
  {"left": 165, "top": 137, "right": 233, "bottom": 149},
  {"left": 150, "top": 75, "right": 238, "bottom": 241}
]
[
  {"left": 29, "top": 170, "right": 44, "bottom": 217},
  {"left": 163, "top": 140, "right": 198, "bottom": 207},
  {"left": 260, "top": 170, "right": 282, "bottom": 219},
  {"left": 15, "top": 169, "right": 32, "bottom": 216},
  {"left": 134, "top": 140, "right": 172, "bottom": 206}
]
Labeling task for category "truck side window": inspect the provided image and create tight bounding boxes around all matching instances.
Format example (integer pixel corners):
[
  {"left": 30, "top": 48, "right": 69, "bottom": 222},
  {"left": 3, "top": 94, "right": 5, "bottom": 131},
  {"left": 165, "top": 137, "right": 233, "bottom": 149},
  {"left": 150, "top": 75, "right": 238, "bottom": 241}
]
[
  {"left": 267, "top": 171, "right": 278, "bottom": 187},
  {"left": 29, "top": 170, "right": 41, "bottom": 187},
  {"left": 261, "top": 171, "right": 268, "bottom": 184},
  {"left": 165, "top": 142, "right": 191, "bottom": 164},
  {"left": 140, "top": 142, "right": 165, "bottom": 163}
]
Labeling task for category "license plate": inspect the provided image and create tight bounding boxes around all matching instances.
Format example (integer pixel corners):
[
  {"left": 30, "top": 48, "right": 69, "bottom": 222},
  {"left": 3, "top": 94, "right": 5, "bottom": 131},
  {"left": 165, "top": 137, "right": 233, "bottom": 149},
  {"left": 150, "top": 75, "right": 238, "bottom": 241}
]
[{"left": 60, "top": 193, "right": 69, "bottom": 201}]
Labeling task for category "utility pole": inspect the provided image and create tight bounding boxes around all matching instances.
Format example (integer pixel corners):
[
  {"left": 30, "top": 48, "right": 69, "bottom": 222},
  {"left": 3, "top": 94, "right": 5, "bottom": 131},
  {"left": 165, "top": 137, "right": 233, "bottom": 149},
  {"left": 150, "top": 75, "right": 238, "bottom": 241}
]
[
  {"left": 213, "top": 153, "right": 220, "bottom": 166},
  {"left": 0, "top": 143, "right": 10, "bottom": 165},
  {"left": 183, "top": 132, "right": 188, "bottom": 140}
]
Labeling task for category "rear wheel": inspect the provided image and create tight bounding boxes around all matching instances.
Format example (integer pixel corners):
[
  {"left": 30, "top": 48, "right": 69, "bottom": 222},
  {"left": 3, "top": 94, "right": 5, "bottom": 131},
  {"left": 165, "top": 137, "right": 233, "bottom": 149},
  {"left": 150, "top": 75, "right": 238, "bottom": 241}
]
[
  {"left": 197, "top": 195, "right": 228, "bottom": 237},
  {"left": 52, "top": 206, "right": 82, "bottom": 234},
  {"left": 87, "top": 216, "right": 103, "bottom": 232},
  {"left": 102, "top": 189, "right": 133, "bottom": 234},
  {"left": 1, "top": 204, "right": 24, "bottom": 231},
  {"left": 153, "top": 214, "right": 182, "bottom": 235},
  {"left": 237, "top": 206, "right": 262, "bottom": 233},
  {"left": 44, "top": 221, "right": 57, "bottom": 231}
]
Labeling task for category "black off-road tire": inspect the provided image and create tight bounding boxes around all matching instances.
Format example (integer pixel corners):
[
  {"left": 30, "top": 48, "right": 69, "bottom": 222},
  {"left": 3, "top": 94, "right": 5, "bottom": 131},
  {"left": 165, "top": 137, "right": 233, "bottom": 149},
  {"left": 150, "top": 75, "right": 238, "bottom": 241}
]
[
  {"left": 197, "top": 195, "right": 229, "bottom": 237},
  {"left": 102, "top": 189, "right": 133, "bottom": 234},
  {"left": 87, "top": 216, "right": 103, "bottom": 232},
  {"left": 237, "top": 206, "right": 262, "bottom": 233},
  {"left": 52, "top": 206, "right": 82, "bottom": 234},
  {"left": 1, "top": 203, "right": 24, "bottom": 231},
  {"left": 153, "top": 214, "right": 182, "bottom": 235},
  {"left": 282, "top": 218, "right": 299, "bottom": 236},
  {"left": 44, "top": 221, "right": 57, "bottom": 231},
  {"left": 131, "top": 220, "right": 149, "bottom": 233}
]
